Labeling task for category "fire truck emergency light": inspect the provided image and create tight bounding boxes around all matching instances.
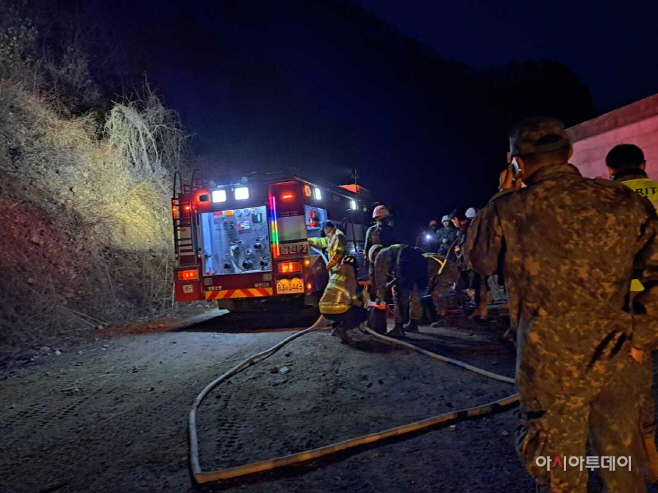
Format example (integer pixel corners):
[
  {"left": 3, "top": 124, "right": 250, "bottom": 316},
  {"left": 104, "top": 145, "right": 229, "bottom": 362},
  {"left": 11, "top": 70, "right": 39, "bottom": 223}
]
[
  {"left": 211, "top": 190, "right": 227, "bottom": 203},
  {"left": 350, "top": 199, "right": 357, "bottom": 210},
  {"left": 235, "top": 187, "right": 250, "bottom": 200},
  {"left": 303, "top": 185, "right": 312, "bottom": 198},
  {"left": 313, "top": 187, "right": 322, "bottom": 200},
  {"left": 281, "top": 192, "right": 294, "bottom": 200}
]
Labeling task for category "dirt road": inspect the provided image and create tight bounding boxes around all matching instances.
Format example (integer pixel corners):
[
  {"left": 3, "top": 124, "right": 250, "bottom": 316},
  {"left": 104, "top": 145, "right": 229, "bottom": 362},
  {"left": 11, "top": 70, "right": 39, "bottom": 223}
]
[{"left": 0, "top": 312, "right": 654, "bottom": 493}]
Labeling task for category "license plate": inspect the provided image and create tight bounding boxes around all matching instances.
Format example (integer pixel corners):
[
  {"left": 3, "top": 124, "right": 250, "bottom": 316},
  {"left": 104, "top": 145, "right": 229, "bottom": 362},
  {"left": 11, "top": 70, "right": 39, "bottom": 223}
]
[{"left": 276, "top": 277, "right": 304, "bottom": 294}]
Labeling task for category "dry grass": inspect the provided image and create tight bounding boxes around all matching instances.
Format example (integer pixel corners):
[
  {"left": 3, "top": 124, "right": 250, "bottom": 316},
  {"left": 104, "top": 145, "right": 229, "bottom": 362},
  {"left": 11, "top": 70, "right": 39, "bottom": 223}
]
[
  {"left": 0, "top": 2, "right": 193, "bottom": 347},
  {"left": 0, "top": 80, "right": 189, "bottom": 345}
]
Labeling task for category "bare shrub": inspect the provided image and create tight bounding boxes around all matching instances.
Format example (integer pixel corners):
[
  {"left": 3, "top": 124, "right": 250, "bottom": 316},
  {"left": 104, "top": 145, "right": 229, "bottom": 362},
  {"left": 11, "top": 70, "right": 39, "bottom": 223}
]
[{"left": 105, "top": 85, "right": 189, "bottom": 182}]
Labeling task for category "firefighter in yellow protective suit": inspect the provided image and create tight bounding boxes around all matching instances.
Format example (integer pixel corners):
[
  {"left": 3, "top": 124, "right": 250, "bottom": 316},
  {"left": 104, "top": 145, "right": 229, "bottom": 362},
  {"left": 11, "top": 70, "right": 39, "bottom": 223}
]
[
  {"left": 308, "top": 220, "right": 347, "bottom": 272},
  {"left": 606, "top": 143, "right": 658, "bottom": 480},
  {"left": 318, "top": 255, "right": 366, "bottom": 343}
]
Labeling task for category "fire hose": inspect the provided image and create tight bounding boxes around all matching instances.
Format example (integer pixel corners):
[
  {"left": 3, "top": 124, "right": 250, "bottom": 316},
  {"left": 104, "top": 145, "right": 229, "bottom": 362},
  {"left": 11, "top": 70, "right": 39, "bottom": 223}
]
[{"left": 189, "top": 316, "right": 519, "bottom": 485}]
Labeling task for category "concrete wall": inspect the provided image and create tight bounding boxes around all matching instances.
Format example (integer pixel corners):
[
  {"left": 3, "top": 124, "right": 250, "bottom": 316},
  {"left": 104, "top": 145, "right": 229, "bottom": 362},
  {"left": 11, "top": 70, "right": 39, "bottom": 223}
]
[{"left": 567, "top": 94, "right": 658, "bottom": 179}]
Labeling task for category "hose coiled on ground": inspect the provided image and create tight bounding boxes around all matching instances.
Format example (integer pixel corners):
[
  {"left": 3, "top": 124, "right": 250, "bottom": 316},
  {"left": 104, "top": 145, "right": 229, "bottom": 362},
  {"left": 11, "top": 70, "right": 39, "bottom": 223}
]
[{"left": 189, "top": 316, "right": 519, "bottom": 484}]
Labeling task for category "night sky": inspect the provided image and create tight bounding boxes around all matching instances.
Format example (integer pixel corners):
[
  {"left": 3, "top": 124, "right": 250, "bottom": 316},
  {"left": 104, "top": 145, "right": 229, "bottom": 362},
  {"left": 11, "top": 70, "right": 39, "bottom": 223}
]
[
  {"left": 359, "top": 0, "right": 658, "bottom": 113},
  {"left": 87, "top": 0, "right": 658, "bottom": 240}
]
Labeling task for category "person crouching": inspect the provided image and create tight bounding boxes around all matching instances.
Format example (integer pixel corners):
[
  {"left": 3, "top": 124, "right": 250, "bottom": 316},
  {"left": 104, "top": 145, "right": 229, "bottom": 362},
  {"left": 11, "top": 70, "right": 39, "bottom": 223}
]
[{"left": 319, "top": 255, "right": 366, "bottom": 343}]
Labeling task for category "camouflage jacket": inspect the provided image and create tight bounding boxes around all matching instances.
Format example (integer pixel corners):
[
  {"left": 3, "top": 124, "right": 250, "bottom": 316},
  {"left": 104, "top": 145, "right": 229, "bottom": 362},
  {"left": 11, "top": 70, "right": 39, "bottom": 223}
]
[
  {"left": 364, "top": 222, "right": 397, "bottom": 264},
  {"left": 372, "top": 244, "right": 405, "bottom": 300},
  {"left": 465, "top": 163, "right": 658, "bottom": 396}
]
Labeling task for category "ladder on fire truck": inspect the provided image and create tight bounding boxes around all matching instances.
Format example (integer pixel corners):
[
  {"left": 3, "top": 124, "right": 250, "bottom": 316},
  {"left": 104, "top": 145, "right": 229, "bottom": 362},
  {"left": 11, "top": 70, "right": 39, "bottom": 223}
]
[{"left": 172, "top": 171, "right": 199, "bottom": 264}]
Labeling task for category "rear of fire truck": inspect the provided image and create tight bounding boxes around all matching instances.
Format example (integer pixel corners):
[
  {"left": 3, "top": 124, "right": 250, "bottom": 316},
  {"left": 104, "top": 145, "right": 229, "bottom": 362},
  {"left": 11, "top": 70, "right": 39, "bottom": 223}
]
[{"left": 172, "top": 172, "right": 368, "bottom": 311}]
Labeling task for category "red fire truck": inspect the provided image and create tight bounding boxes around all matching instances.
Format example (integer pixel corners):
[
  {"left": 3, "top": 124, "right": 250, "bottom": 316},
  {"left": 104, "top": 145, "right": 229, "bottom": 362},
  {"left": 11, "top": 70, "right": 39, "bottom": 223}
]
[{"left": 171, "top": 170, "right": 371, "bottom": 310}]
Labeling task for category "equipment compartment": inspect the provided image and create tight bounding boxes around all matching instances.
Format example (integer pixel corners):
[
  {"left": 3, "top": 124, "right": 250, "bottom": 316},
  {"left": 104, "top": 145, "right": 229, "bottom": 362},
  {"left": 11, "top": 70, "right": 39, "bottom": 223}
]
[{"left": 200, "top": 205, "right": 271, "bottom": 276}]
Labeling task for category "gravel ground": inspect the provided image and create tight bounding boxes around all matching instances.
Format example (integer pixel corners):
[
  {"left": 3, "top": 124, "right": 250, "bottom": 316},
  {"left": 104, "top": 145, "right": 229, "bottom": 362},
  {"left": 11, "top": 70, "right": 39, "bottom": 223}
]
[{"left": 0, "top": 309, "right": 655, "bottom": 493}]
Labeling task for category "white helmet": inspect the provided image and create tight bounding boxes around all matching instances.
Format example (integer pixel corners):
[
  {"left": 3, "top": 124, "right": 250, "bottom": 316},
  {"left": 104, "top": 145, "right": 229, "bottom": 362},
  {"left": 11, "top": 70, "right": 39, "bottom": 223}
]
[
  {"left": 465, "top": 207, "right": 477, "bottom": 219},
  {"left": 441, "top": 215, "right": 450, "bottom": 222}
]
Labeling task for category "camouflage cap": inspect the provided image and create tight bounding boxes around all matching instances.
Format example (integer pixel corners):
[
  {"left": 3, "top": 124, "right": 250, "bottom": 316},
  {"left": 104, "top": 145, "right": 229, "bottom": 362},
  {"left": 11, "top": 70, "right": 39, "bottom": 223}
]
[{"left": 509, "top": 116, "right": 570, "bottom": 157}]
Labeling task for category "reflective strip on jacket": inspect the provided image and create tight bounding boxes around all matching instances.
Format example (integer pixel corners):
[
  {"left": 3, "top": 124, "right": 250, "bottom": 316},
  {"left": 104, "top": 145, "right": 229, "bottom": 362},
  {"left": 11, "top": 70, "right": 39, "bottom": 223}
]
[
  {"left": 319, "top": 264, "right": 360, "bottom": 315},
  {"left": 308, "top": 229, "right": 347, "bottom": 271}
]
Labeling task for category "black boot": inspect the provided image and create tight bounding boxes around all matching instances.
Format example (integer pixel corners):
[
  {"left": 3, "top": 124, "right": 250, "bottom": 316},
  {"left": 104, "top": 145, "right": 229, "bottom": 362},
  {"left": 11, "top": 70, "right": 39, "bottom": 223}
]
[
  {"left": 388, "top": 323, "right": 405, "bottom": 337},
  {"left": 403, "top": 319, "right": 419, "bottom": 332},
  {"left": 331, "top": 324, "right": 350, "bottom": 343}
]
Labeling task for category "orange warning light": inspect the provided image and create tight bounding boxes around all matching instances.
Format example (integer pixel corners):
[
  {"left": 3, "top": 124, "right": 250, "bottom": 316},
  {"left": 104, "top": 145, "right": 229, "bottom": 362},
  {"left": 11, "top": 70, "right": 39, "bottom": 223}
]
[
  {"left": 177, "top": 269, "right": 199, "bottom": 281},
  {"left": 277, "top": 261, "right": 302, "bottom": 274}
]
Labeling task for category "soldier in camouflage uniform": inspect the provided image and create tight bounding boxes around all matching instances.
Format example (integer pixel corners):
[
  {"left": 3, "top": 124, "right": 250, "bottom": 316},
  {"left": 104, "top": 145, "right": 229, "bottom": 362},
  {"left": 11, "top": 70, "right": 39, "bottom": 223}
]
[
  {"left": 371, "top": 244, "right": 428, "bottom": 335},
  {"left": 465, "top": 116, "right": 658, "bottom": 492},
  {"left": 606, "top": 143, "right": 658, "bottom": 479},
  {"left": 364, "top": 205, "right": 398, "bottom": 281}
]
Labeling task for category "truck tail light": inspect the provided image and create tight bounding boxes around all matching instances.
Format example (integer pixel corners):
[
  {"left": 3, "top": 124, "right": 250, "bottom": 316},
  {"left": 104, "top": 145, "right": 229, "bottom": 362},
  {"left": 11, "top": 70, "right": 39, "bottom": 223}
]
[
  {"left": 277, "top": 261, "right": 302, "bottom": 274},
  {"left": 177, "top": 269, "right": 199, "bottom": 281},
  {"left": 195, "top": 190, "right": 210, "bottom": 204}
]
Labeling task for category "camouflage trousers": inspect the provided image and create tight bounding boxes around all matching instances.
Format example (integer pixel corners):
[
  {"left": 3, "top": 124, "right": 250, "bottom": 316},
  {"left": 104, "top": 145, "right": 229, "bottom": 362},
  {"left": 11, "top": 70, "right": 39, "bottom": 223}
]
[
  {"left": 516, "top": 359, "right": 647, "bottom": 493},
  {"left": 429, "top": 261, "right": 459, "bottom": 318},
  {"left": 394, "top": 285, "right": 421, "bottom": 324},
  {"left": 472, "top": 275, "right": 491, "bottom": 319}
]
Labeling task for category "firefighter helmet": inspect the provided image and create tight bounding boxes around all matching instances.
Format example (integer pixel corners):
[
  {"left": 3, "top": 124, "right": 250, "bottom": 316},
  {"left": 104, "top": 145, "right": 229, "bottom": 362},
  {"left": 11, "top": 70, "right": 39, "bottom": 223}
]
[
  {"left": 322, "top": 220, "right": 336, "bottom": 231},
  {"left": 368, "top": 244, "right": 383, "bottom": 263},
  {"left": 465, "top": 208, "right": 477, "bottom": 219},
  {"left": 372, "top": 205, "right": 391, "bottom": 220}
]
